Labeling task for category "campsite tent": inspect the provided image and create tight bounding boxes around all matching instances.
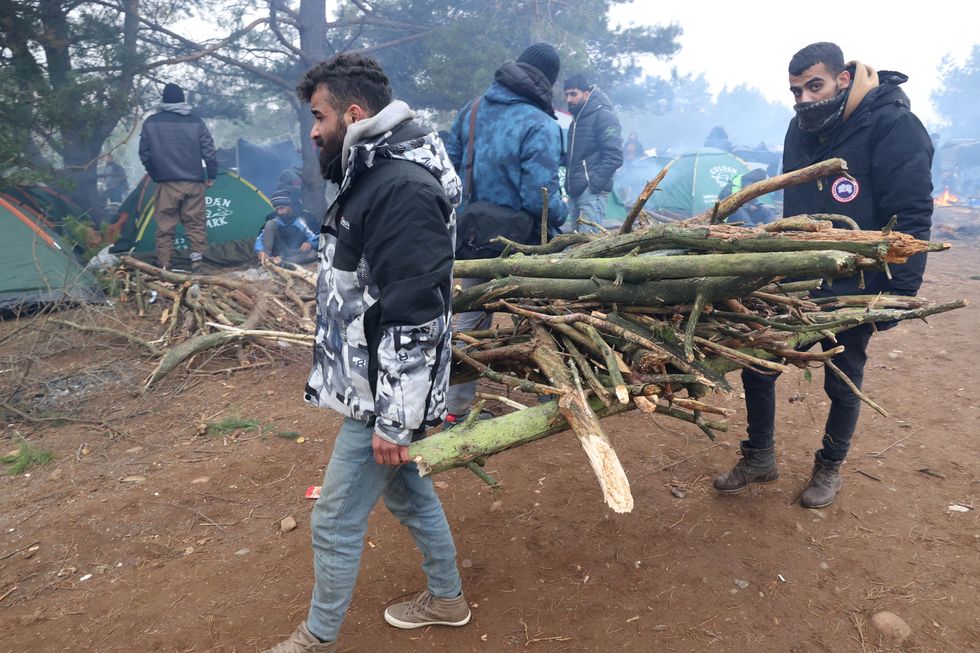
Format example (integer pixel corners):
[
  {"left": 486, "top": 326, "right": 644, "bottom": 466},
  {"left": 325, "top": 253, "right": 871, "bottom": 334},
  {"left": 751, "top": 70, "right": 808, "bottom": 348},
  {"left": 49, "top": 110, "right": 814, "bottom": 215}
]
[
  {"left": 648, "top": 148, "right": 753, "bottom": 218},
  {"left": 1, "top": 184, "right": 105, "bottom": 261},
  {"left": 216, "top": 139, "right": 301, "bottom": 199},
  {"left": 110, "top": 171, "right": 274, "bottom": 266},
  {"left": 0, "top": 194, "right": 102, "bottom": 309}
]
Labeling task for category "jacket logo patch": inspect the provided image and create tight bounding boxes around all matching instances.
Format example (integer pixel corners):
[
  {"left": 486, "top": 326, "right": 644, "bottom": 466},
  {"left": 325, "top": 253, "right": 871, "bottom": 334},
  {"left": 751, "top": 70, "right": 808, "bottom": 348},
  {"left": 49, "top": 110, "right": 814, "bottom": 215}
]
[
  {"left": 340, "top": 216, "right": 351, "bottom": 230},
  {"left": 831, "top": 176, "right": 860, "bottom": 203}
]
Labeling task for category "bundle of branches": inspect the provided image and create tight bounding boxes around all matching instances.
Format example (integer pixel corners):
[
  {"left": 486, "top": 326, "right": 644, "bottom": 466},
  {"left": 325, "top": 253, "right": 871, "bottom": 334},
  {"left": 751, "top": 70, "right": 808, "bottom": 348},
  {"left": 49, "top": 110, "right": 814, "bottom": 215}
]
[
  {"left": 409, "top": 158, "right": 965, "bottom": 513},
  {"left": 89, "top": 256, "right": 318, "bottom": 389}
]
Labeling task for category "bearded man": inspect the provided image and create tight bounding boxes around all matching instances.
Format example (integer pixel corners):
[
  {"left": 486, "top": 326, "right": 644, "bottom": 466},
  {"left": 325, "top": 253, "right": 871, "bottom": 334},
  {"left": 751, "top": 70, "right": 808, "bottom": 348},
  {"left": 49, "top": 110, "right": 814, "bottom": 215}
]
[
  {"left": 262, "top": 53, "right": 469, "bottom": 653},
  {"left": 713, "top": 42, "right": 933, "bottom": 508}
]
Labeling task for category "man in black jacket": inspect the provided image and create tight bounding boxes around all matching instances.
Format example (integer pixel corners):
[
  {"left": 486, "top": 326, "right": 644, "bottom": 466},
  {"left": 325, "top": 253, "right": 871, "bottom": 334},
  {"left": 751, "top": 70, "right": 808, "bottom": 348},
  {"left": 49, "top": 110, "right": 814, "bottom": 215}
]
[
  {"left": 563, "top": 74, "right": 623, "bottom": 232},
  {"left": 713, "top": 42, "right": 933, "bottom": 508},
  {"left": 138, "top": 83, "right": 217, "bottom": 271},
  {"left": 263, "top": 54, "right": 467, "bottom": 653}
]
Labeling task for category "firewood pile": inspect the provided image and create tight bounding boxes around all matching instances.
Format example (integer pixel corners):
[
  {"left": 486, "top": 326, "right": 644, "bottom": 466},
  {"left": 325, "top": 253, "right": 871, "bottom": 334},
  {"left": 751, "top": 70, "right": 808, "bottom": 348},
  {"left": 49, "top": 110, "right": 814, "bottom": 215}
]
[
  {"left": 86, "top": 157, "right": 965, "bottom": 513},
  {"left": 410, "top": 159, "right": 966, "bottom": 513}
]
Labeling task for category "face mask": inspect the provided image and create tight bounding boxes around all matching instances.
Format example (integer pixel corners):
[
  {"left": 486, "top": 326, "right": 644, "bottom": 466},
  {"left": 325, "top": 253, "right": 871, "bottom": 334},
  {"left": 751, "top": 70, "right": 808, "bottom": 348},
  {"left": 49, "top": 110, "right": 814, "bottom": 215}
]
[{"left": 794, "top": 87, "right": 848, "bottom": 135}]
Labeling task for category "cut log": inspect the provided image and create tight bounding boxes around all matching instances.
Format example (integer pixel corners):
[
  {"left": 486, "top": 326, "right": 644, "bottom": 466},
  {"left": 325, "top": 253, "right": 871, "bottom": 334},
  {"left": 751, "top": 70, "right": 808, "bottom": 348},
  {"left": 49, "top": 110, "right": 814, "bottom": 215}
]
[{"left": 454, "top": 250, "right": 872, "bottom": 284}]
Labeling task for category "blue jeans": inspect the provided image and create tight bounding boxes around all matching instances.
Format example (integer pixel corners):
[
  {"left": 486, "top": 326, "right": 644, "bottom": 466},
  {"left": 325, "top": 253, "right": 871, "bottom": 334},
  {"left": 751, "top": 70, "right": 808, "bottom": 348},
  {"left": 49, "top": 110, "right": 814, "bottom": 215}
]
[
  {"left": 306, "top": 417, "right": 463, "bottom": 641},
  {"left": 569, "top": 189, "right": 608, "bottom": 234},
  {"left": 742, "top": 324, "right": 873, "bottom": 462}
]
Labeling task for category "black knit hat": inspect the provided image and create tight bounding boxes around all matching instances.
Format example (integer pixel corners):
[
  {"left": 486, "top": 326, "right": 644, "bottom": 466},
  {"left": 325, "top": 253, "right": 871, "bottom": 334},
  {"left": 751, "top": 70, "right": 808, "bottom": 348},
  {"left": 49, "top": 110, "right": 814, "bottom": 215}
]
[
  {"left": 517, "top": 43, "right": 560, "bottom": 86},
  {"left": 162, "top": 83, "right": 185, "bottom": 104}
]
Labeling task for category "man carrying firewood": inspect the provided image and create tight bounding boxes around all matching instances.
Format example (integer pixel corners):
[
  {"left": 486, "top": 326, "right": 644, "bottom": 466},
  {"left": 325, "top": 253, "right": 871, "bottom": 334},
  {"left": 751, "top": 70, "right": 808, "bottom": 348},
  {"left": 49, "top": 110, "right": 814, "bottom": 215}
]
[
  {"left": 262, "top": 54, "right": 469, "bottom": 653},
  {"left": 713, "top": 42, "right": 933, "bottom": 508}
]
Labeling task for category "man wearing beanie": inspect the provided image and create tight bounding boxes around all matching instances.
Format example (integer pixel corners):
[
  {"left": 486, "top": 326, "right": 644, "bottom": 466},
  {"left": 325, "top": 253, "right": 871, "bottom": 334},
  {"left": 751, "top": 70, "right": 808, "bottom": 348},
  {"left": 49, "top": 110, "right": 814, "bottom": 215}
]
[
  {"left": 138, "top": 82, "right": 218, "bottom": 272},
  {"left": 442, "top": 42, "right": 568, "bottom": 426},
  {"left": 255, "top": 192, "right": 318, "bottom": 265},
  {"left": 563, "top": 73, "right": 623, "bottom": 232}
]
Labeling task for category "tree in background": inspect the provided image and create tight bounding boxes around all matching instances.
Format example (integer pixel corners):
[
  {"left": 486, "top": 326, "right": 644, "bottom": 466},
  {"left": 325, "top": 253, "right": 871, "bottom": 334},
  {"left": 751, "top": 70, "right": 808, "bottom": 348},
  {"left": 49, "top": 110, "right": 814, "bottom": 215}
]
[
  {"left": 0, "top": 0, "right": 265, "bottom": 218},
  {"left": 933, "top": 45, "right": 980, "bottom": 139},
  {"left": 1, "top": 0, "right": 681, "bottom": 219},
  {"left": 617, "top": 72, "right": 792, "bottom": 157}
]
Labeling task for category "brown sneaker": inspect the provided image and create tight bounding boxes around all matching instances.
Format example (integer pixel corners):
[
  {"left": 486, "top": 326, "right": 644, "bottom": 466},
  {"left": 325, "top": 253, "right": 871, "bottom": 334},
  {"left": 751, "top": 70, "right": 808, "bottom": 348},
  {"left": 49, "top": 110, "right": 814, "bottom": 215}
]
[
  {"left": 384, "top": 590, "right": 471, "bottom": 629},
  {"left": 261, "top": 622, "right": 337, "bottom": 653}
]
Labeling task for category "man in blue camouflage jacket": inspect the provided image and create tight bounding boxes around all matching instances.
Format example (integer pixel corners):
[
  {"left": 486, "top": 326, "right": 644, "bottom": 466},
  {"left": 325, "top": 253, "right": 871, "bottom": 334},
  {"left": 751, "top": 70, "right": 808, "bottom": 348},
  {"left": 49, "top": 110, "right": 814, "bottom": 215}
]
[
  {"left": 442, "top": 43, "right": 567, "bottom": 425},
  {"left": 263, "top": 54, "right": 469, "bottom": 653}
]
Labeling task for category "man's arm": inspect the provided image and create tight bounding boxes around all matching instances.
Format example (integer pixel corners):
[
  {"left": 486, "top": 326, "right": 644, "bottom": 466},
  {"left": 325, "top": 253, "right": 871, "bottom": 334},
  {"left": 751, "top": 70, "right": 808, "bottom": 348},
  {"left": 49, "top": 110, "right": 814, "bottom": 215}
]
[
  {"left": 138, "top": 123, "right": 153, "bottom": 177},
  {"left": 588, "top": 108, "right": 624, "bottom": 191},
  {"left": 363, "top": 176, "right": 454, "bottom": 448},
  {"left": 199, "top": 121, "right": 218, "bottom": 181},
  {"left": 444, "top": 104, "right": 467, "bottom": 172},
  {"left": 872, "top": 112, "right": 934, "bottom": 295},
  {"left": 519, "top": 122, "right": 568, "bottom": 230}
]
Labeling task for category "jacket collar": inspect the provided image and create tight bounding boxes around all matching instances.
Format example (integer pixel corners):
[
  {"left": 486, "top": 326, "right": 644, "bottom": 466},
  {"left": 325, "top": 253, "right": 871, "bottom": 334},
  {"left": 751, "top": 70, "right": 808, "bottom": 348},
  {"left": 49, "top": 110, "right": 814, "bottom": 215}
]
[
  {"left": 842, "top": 61, "right": 879, "bottom": 123},
  {"left": 340, "top": 100, "right": 415, "bottom": 174}
]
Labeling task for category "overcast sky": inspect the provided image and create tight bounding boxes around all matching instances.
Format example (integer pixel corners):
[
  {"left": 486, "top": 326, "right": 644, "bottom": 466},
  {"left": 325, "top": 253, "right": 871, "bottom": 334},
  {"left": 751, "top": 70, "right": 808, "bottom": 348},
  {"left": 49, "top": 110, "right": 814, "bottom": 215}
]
[{"left": 610, "top": 1, "right": 978, "bottom": 127}]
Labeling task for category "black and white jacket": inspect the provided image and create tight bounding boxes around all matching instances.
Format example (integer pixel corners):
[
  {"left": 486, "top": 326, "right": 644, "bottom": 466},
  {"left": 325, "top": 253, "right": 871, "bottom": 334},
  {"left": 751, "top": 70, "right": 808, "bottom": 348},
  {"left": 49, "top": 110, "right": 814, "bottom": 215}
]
[{"left": 304, "top": 102, "right": 461, "bottom": 446}]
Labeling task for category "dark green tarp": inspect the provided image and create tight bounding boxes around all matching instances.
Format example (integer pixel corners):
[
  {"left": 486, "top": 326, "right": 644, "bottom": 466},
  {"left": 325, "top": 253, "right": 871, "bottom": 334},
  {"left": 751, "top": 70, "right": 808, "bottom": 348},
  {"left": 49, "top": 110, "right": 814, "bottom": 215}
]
[
  {"left": 0, "top": 194, "right": 103, "bottom": 309},
  {"left": 110, "top": 171, "right": 274, "bottom": 266}
]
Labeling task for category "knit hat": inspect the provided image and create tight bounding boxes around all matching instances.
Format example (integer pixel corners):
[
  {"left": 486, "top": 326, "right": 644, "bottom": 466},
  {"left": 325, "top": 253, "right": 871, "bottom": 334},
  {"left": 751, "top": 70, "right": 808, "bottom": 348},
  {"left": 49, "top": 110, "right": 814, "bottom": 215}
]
[
  {"left": 162, "top": 83, "right": 185, "bottom": 104},
  {"left": 270, "top": 191, "right": 294, "bottom": 208},
  {"left": 517, "top": 43, "right": 560, "bottom": 86}
]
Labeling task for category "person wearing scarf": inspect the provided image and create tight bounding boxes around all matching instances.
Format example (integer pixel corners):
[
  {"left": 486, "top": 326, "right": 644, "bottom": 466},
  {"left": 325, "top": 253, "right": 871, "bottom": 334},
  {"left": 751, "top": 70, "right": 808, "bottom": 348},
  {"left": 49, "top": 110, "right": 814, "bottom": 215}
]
[{"left": 713, "top": 42, "right": 934, "bottom": 509}]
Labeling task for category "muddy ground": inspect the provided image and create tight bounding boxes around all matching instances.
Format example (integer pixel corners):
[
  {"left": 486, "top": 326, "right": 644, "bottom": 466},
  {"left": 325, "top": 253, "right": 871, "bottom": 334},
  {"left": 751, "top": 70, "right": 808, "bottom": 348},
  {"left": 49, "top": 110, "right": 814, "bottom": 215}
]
[{"left": 1, "top": 243, "right": 978, "bottom": 653}]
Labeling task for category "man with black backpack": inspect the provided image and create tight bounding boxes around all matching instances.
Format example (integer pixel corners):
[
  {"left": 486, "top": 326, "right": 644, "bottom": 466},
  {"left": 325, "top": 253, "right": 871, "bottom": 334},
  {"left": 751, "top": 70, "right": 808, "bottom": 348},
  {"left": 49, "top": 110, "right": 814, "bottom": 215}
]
[{"left": 442, "top": 43, "right": 568, "bottom": 426}]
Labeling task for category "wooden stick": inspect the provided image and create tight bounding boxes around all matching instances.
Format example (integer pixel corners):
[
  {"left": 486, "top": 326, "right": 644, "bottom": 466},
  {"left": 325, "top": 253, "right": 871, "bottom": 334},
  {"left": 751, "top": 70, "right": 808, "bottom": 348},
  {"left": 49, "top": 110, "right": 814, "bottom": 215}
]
[
  {"left": 50, "top": 318, "right": 161, "bottom": 355},
  {"left": 620, "top": 165, "right": 669, "bottom": 235},
  {"left": 540, "top": 186, "right": 549, "bottom": 246},
  {"left": 824, "top": 360, "right": 888, "bottom": 417}
]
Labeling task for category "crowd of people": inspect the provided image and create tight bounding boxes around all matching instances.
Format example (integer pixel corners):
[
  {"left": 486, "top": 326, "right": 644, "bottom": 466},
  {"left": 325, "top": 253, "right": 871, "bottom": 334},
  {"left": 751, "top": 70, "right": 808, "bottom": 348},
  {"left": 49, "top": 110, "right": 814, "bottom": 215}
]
[{"left": 132, "top": 38, "right": 934, "bottom": 653}]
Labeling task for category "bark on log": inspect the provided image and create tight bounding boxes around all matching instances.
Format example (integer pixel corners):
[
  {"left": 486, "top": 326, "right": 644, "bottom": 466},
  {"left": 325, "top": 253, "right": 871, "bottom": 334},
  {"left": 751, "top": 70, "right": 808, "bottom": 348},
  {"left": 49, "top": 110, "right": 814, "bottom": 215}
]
[
  {"left": 557, "top": 221, "right": 935, "bottom": 263},
  {"left": 452, "top": 275, "right": 770, "bottom": 312},
  {"left": 530, "top": 325, "right": 633, "bottom": 513},
  {"left": 455, "top": 250, "right": 871, "bottom": 284}
]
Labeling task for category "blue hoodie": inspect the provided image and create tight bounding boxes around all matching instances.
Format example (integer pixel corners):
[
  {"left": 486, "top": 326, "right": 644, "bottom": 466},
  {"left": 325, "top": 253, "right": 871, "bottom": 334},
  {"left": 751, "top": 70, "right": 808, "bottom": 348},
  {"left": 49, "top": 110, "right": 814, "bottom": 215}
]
[{"left": 445, "top": 63, "right": 567, "bottom": 234}]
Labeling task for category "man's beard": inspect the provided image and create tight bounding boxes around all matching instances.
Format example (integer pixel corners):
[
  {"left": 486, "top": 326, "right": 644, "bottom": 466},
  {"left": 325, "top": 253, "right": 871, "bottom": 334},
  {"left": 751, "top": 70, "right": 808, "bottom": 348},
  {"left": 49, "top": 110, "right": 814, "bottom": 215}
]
[
  {"left": 316, "top": 121, "right": 348, "bottom": 178},
  {"left": 568, "top": 102, "right": 583, "bottom": 116}
]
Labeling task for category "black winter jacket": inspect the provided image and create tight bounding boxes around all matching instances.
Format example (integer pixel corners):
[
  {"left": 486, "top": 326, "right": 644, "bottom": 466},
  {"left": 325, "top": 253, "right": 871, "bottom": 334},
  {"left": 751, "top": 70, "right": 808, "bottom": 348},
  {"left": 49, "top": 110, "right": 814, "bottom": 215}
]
[
  {"left": 565, "top": 87, "right": 624, "bottom": 197},
  {"left": 139, "top": 109, "right": 218, "bottom": 183},
  {"left": 783, "top": 70, "right": 933, "bottom": 297},
  {"left": 305, "top": 111, "right": 460, "bottom": 446}
]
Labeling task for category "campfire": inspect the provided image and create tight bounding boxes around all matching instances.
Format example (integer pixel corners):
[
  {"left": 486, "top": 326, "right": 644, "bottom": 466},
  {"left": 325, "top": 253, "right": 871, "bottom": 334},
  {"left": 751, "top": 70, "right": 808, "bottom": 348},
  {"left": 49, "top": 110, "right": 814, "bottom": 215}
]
[{"left": 934, "top": 187, "right": 960, "bottom": 207}]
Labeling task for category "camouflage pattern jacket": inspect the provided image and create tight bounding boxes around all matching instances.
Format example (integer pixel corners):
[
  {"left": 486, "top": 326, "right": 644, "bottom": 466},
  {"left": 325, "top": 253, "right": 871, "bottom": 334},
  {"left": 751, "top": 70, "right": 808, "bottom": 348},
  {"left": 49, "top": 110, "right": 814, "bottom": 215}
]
[
  {"left": 304, "top": 101, "right": 461, "bottom": 446},
  {"left": 444, "top": 63, "right": 568, "bottom": 235}
]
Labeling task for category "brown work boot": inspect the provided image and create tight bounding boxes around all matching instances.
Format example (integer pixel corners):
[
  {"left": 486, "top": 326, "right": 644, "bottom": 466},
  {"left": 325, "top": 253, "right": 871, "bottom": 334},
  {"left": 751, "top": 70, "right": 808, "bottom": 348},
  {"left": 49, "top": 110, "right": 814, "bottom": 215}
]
[
  {"left": 800, "top": 453, "right": 843, "bottom": 509},
  {"left": 713, "top": 443, "right": 779, "bottom": 493},
  {"left": 384, "top": 590, "right": 471, "bottom": 629},
  {"left": 261, "top": 622, "right": 337, "bottom": 653}
]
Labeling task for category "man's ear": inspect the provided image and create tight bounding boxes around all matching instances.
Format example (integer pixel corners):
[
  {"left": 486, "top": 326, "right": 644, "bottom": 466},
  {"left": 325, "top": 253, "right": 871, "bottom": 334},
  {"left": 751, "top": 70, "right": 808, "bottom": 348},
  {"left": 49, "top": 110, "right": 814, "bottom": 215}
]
[
  {"left": 347, "top": 104, "right": 368, "bottom": 123},
  {"left": 837, "top": 69, "right": 852, "bottom": 90}
]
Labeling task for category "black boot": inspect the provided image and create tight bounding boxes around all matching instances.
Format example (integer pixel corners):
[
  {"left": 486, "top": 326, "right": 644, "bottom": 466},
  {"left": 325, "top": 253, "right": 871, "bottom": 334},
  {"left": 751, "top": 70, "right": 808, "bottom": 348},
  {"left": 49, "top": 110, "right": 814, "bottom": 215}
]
[
  {"left": 800, "top": 452, "right": 843, "bottom": 508},
  {"left": 713, "top": 443, "right": 779, "bottom": 493}
]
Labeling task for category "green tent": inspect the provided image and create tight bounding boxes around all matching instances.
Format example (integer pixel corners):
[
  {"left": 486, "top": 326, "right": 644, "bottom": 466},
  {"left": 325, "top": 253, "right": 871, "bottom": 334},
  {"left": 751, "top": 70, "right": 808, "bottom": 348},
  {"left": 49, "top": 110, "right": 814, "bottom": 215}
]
[
  {"left": 1, "top": 184, "right": 106, "bottom": 261},
  {"left": 649, "top": 148, "right": 753, "bottom": 218},
  {"left": 0, "top": 194, "right": 103, "bottom": 309},
  {"left": 110, "top": 171, "right": 274, "bottom": 266}
]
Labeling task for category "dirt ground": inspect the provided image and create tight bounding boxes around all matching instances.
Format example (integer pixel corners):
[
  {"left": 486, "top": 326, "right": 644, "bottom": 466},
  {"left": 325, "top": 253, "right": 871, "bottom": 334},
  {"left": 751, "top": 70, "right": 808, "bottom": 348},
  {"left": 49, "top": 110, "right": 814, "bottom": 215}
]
[{"left": 1, "top": 243, "right": 978, "bottom": 653}]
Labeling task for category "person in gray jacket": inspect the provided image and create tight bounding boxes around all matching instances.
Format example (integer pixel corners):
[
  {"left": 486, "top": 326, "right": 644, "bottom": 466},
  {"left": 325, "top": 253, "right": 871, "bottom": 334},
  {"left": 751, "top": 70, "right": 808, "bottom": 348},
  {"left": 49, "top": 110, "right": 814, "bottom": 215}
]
[
  {"left": 138, "top": 83, "right": 217, "bottom": 271},
  {"left": 563, "top": 74, "right": 624, "bottom": 232}
]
